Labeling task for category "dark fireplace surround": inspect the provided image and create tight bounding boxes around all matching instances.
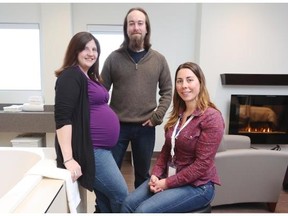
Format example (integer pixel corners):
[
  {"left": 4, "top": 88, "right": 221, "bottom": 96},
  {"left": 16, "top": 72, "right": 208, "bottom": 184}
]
[{"left": 221, "top": 73, "right": 288, "bottom": 145}]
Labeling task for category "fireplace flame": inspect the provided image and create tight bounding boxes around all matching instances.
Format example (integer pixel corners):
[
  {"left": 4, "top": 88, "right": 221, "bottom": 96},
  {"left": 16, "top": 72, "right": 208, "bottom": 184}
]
[{"left": 241, "top": 126, "right": 272, "bottom": 133}]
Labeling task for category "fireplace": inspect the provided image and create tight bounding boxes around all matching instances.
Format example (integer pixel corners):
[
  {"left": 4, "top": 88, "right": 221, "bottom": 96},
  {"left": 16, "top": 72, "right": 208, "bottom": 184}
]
[{"left": 228, "top": 95, "right": 288, "bottom": 144}]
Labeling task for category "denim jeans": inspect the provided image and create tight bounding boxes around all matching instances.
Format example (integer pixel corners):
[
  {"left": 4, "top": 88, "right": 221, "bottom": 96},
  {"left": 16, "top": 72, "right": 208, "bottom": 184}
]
[
  {"left": 121, "top": 180, "right": 215, "bottom": 213},
  {"left": 112, "top": 123, "right": 155, "bottom": 188},
  {"left": 93, "top": 148, "right": 128, "bottom": 213}
]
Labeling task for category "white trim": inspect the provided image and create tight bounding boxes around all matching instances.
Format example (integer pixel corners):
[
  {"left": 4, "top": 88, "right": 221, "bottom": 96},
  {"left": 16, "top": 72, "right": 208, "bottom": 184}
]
[
  {"left": 87, "top": 24, "right": 123, "bottom": 34},
  {"left": 0, "top": 23, "right": 39, "bottom": 29}
]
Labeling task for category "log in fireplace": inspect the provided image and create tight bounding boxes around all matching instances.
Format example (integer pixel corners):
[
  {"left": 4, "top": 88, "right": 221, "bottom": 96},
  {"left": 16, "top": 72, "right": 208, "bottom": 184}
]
[{"left": 228, "top": 95, "right": 288, "bottom": 144}]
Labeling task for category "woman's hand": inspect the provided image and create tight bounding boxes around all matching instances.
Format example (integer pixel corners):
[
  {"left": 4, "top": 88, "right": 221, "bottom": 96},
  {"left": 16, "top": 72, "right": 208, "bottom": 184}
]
[
  {"left": 149, "top": 175, "right": 167, "bottom": 193},
  {"left": 64, "top": 159, "right": 82, "bottom": 182}
]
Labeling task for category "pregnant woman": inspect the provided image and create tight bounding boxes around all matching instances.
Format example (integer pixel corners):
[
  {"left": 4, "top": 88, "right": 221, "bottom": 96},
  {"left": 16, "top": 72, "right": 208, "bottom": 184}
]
[{"left": 54, "top": 32, "right": 128, "bottom": 213}]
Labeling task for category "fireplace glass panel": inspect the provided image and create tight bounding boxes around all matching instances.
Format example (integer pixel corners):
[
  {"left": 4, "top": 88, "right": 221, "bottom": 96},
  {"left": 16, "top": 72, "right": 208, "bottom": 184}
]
[{"left": 229, "top": 95, "right": 288, "bottom": 144}]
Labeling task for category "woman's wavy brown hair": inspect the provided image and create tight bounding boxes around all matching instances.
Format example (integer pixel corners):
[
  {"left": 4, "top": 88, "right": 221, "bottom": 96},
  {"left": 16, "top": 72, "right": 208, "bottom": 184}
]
[{"left": 164, "top": 62, "right": 219, "bottom": 131}]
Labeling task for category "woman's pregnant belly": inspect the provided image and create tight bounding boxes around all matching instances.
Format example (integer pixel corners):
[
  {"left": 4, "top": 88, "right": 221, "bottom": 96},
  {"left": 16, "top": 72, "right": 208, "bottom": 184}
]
[{"left": 90, "top": 104, "right": 120, "bottom": 149}]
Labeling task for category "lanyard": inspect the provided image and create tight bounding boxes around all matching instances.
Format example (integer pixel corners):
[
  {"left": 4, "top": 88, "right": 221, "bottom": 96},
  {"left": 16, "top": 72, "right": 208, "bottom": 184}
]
[{"left": 171, "top": 115, "right": 194, "bottom": 158}]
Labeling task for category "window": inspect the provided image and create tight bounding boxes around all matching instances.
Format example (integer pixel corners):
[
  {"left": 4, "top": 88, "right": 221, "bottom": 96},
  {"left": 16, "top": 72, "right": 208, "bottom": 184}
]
[
  {"left": 0, "top": 24, "right": 41, "bottom": 90},
  {"left": 0, "top": 23, "right": 41, "bottom": 103},
  {"left": 88, "top": 25, "right": 123, "bottom": 72}
]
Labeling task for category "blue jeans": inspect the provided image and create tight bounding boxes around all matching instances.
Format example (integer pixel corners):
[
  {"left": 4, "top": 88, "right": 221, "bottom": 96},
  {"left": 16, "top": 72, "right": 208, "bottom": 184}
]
[
  {"left": 112, "top": 123, "right": 155, "bottom": 188},
  {"left": 121, "top": 180, "right": 215, "bottom": 213},
  {"left": 93, "top": 148, "right": 128, "bottom": 213}
]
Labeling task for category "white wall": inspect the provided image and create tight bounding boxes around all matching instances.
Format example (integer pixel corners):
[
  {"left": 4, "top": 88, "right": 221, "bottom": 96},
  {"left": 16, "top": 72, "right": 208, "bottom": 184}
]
[
  {"left": 40, "top": 3, "right": 73, "bottom": 104},
  {"left": 0, "top": 3, "right": 288, "bottom": 150}
]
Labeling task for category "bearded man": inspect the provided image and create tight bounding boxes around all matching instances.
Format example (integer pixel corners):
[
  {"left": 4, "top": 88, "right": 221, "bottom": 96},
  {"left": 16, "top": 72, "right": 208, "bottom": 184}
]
[{"left": 101, "top": 7, "right": 172, "bottom": 189}]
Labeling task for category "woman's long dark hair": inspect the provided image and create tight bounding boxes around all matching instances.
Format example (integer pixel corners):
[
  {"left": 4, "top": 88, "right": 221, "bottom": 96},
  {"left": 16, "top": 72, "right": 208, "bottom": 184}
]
[{"left": 55, "top": 32, "right": 102, "bottom": 83}]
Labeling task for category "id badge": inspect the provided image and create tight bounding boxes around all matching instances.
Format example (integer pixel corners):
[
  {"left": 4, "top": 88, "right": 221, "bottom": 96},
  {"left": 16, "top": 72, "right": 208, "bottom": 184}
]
[
  {"left": 168, "top": 166, "right": 176, "bottom": 177},
  {"left": 168, "top": 164, "right": 176, "bottom": 177}
]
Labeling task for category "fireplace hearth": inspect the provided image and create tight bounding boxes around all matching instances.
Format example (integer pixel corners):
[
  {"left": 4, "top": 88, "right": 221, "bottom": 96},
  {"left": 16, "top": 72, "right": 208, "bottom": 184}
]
[{"left": 228, "top": 95, "right": 288, "bottom": 144}]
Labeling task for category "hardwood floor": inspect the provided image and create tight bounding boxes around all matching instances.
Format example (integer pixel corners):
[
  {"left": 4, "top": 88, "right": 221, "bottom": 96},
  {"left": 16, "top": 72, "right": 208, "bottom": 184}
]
[{"left": 86, "top": 158, "right": 288, "bottom": 213}]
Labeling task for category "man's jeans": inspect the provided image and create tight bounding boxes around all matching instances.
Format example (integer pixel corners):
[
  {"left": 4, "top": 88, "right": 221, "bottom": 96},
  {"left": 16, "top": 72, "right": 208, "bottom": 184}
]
[
  {"left": 112, "top": 122, "right": 155, "bottom": 188},
  {"left": 93, "top": 148, "right": 128, "bottom": 212}
]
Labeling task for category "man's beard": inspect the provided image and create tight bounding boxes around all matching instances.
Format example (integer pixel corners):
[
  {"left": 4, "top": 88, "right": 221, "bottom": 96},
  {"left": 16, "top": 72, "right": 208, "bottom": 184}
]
[{"left": 129, "top": 35, "right": 144, "bottom": 51}]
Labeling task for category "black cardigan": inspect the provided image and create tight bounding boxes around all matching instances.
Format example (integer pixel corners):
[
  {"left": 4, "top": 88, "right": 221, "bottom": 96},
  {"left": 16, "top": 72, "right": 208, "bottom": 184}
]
[{"left": 54, "top": 66, "right": 95, "bottom": 191}]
